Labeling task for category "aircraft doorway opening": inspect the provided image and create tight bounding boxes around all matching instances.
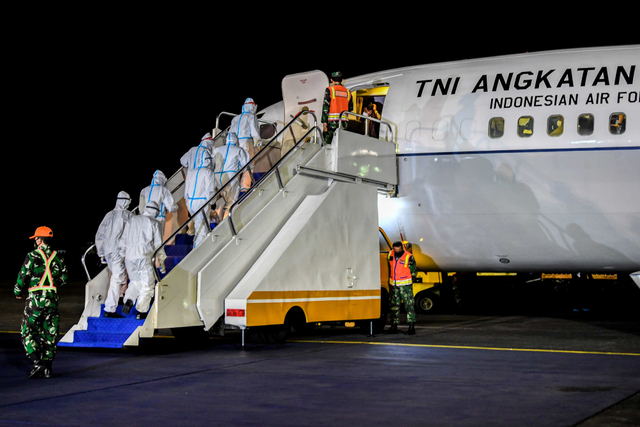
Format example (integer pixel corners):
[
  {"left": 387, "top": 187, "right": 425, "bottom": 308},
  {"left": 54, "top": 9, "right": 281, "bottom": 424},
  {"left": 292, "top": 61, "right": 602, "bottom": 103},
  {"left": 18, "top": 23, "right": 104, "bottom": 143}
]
[{"left": 348, "top": 85, "right": 389, "bottom": 139}]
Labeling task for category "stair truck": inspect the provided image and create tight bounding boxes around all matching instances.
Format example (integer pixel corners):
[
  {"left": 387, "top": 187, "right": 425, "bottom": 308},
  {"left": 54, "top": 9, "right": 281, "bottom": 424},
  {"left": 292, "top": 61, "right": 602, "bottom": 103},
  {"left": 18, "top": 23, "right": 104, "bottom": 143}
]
[{"left": 59, "top": 70, "right": 398, "bottom": 348}]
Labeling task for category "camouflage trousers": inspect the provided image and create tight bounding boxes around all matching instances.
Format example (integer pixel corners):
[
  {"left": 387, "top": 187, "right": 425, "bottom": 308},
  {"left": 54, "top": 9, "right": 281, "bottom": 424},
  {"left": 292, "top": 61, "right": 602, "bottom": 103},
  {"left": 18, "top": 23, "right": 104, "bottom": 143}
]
[
  {"left": 324, "top": 121, "right": 347, "bottom": 145},
  {"left": 20, "top": 298, "right": 59, "bottom": 362},
  {"left": 389, "top": 285, "right": 416, "bottom": 325}
]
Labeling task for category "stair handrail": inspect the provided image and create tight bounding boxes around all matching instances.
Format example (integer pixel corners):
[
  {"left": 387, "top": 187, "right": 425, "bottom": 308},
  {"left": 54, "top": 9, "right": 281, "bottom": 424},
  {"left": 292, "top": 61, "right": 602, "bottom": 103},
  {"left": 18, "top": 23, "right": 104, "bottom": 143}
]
[
  {"left": 338, "top": 111, "right": 395, "bottom": 148},
  {"left": 151, "top": 109, "right": 319, "bottom": 281},
  {"left": 215, "top": 111, "right": 277, "bottom": 133},
  {"left": 226, "top": 124, "right": 324, "bottom": 227}
]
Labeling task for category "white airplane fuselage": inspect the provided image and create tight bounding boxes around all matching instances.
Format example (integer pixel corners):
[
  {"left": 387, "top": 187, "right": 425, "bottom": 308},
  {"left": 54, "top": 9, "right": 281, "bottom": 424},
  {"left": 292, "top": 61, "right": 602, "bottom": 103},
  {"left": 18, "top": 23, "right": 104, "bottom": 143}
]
[{"left": 266, "top": 46, "right": 640, "bottom": 273}]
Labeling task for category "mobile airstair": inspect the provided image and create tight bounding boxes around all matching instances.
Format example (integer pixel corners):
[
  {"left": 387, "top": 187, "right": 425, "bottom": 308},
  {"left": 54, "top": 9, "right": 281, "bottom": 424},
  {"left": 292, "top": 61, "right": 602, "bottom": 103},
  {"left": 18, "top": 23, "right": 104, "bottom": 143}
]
[{"left": 59, "top": 71, "right": 398, "bottom": 348}]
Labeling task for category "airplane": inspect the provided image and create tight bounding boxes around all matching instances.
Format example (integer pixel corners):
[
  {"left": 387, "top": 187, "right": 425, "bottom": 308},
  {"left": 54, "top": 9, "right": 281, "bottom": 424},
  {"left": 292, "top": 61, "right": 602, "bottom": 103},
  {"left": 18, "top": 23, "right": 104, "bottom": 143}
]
[
  {"left": 259, "top": 44, "right": 640, "bottom": 284},
  {"left": 61, "top": 45, "right": 639, "bottom": 348}
]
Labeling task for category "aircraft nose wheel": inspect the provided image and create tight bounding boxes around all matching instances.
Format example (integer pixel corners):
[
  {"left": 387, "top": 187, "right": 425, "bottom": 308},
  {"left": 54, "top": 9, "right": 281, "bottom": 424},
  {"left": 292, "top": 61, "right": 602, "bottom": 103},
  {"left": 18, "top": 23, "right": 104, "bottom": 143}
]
[{"left": 416, "top": 292, "right": 438, "bottom": 314}]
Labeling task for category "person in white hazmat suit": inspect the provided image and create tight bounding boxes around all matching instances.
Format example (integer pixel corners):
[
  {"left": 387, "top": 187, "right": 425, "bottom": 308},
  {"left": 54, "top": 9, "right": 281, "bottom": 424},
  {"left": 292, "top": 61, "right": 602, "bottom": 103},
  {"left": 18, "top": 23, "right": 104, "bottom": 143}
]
[
  {"left": 213, "top": 132, "right": 251, "bottom": 220},
  {"left": 139, "top": 170, "right": 178, "bottom": 233},
  {"left": 180, "top": 133, "right": 216, "bottom": 176},
  {"left": 229, "top": 98, "right": 262, "bottom": 192},
  {"left": 120, "top": 200, "right": 167, "bottom": 319},
  {"left": 95, "top": 191, "right": 133, "bottom": 318},
  {"left": 184, "top": 143, "right": 218, "bottom": 248}
]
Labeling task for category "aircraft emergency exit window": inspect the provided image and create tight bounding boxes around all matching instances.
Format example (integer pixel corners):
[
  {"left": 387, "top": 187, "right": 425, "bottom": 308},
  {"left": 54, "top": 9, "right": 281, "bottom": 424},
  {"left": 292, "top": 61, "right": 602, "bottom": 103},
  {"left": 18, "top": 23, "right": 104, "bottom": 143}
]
[
  {"left": 489, "top": 117, "right": 504, "bottom": 138},
  {"left": 609, "top": 113, "right": 626, "bottom": 135},
  {"left": 547, "top": 115, "right": 564, "bottom": 137},
  {"left": 517, "top": 116, "right": 534, "bottom": 137},
  {"left": 578, "top": 114, "right": 595, "bottom": 136}
]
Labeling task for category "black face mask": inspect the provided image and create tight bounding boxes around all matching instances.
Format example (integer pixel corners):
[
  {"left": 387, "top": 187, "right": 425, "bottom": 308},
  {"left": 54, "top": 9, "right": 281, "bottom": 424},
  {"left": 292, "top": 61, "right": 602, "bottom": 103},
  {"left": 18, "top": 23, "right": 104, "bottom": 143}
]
[{"left": 394, "top": 248, "right": 404, "bottom": 258}]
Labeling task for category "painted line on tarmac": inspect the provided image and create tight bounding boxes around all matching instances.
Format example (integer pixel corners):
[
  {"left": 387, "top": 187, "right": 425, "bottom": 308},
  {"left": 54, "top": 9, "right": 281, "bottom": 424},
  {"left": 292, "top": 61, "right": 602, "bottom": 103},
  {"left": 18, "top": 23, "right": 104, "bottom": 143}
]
[{"left": 289, "top": 340, "right": 640, "bottom": 357}]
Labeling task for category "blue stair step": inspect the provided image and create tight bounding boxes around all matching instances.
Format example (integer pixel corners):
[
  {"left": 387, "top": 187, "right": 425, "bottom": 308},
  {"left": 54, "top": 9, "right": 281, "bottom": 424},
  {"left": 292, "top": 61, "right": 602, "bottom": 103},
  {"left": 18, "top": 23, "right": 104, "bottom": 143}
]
[
  {"left": 174, "top": 233, "right": 194, "bottom": 246},
  {"left": 160, "top": 234, "right": 194, "bottom": 276},
  {"left": 87, "top": 317, "right": 144, "bottom": 333},
  {"left": 164, "top": 256, "right": 186, "bottom": 272},
  {"left": 165, "top": 245, "right": 191, "bottom": 257},
  {"left": 58, "top": 304, "right": 145, "bottom": 349},
  {"left": 70, "top": 331, "right": 137, "bottom": 347}
]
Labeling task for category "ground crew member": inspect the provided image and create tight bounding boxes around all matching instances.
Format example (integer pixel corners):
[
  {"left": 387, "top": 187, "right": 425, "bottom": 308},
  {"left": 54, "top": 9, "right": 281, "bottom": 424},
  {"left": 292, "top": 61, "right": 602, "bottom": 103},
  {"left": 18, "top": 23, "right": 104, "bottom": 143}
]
[
  {"left": 322, "top": 71, "right": 353, "bottom": 144},
  {"left": 95, "top": 191, "right": 133, "bottom": 318},
  {"left": 120, "top": 201, "right": 166, "bottom": 319},
  {"left": 385, "top": 241, "right": 417, "bottom": 335},
  {"left": 14, "top": 226, "right": 68, "bottom": 379}
]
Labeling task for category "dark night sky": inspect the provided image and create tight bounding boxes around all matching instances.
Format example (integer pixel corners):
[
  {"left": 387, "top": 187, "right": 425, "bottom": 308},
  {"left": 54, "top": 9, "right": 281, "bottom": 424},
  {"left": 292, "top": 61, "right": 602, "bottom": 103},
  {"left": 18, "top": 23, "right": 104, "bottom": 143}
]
[{"left": 5, "top": 9, "right": 636, "bottom": 281}]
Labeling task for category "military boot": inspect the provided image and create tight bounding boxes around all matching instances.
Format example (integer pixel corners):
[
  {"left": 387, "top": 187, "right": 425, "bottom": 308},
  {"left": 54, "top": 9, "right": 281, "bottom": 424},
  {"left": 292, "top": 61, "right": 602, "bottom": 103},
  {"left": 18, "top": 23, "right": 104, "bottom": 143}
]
[
  {"left": 385, "top": 324, "right": 399, "bottom": 334},
  {"left": 28, "top": 361, "right": 46, "bottom": 379},
  {"left": 406, "top": 322, "right": 416, "bottom": 336},
  {"left": 43, "top": 361, "right": 53, "bottom": 379}
]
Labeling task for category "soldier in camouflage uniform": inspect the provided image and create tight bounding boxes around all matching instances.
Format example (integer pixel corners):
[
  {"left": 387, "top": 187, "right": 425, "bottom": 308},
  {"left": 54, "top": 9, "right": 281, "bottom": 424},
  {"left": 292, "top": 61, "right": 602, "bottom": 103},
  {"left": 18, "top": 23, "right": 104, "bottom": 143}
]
[
  {"left": 386, "top": 241, "right": 417, "bottom": 335},
  {"left": 322, "top": 71, "right": 353, "bottom": 145},
  {"left": 14, "top": 226, "right": 68, "bottom": 379}
]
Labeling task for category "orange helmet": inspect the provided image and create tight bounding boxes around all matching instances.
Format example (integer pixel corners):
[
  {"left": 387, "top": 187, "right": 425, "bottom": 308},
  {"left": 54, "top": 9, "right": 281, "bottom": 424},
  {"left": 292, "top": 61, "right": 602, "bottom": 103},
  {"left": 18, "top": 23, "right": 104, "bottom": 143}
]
[{"left": 30, "top": 226, "right": 53, "bottom": 239}]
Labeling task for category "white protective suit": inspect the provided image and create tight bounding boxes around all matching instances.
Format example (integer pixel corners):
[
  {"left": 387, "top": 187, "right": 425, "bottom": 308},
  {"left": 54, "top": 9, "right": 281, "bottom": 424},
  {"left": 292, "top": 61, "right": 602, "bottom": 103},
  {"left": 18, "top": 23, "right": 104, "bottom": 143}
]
[
  {"left": 180, "top": 133, "right": 216, "bottom": 175},
  {"left": 95, "top": 191, "right": 133, "bottom": 314},
  {"left": 230, "top": 98, "right": 262, "bottom": 152},
  {"left": 184, "top": 143, "right": 218, "bottom": 247},
  {"left": 213, "top": 132, "right": 251, "bottom": 219},
  {"left": 139, "top": 170, "right": 178, "bottom": 231},
  {"left": 120, "top": 201, "right": 166, "bottom": 314},
  {"left": 230, "top": 98, "right": 261, "bottom": 192}
]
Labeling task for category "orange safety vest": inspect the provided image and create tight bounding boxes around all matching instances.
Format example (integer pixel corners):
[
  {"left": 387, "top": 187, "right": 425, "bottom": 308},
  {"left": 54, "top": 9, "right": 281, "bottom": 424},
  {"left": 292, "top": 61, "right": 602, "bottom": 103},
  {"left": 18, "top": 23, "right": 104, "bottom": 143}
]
[
  {"left": 28, "top": 249, "right": 58, "bottom": 292},
  {"left": 327, "top": 85, "right": 351, "bottom": 122},
  {"left": 389, "top": 250, "right": 413, "bottom": 286}
]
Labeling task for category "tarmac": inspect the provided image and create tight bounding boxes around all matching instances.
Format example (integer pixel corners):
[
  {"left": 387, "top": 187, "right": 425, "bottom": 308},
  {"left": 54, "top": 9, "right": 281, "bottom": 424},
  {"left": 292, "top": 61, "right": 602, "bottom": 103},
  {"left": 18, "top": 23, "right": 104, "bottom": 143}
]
[{"left": 1, "top": 279, "right": 640, "bottom": 426}]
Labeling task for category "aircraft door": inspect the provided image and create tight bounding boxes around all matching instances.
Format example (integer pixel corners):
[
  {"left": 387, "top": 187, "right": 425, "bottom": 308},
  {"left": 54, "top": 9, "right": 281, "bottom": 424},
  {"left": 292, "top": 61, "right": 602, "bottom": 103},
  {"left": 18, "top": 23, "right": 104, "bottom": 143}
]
[
  {"left": 281, "top": 71, "right": 328, "bottom": 153},
  {"left": 351, "top": 85, "right": 390, "bottom": 139}
]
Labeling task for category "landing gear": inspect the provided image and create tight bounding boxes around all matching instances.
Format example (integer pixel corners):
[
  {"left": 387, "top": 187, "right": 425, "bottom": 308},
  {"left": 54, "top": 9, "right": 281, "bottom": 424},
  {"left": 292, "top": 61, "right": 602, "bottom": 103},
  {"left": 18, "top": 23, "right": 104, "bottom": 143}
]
[{"left": 415, "top": 291, "right": 439, "bottom": 314}]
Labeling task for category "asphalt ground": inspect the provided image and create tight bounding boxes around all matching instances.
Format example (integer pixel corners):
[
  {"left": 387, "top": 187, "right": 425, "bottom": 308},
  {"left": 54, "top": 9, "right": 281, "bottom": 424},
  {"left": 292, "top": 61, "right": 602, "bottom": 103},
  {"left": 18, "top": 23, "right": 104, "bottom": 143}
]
[{"left": 1, "top": 279, "right": 640, "bottom": 426}]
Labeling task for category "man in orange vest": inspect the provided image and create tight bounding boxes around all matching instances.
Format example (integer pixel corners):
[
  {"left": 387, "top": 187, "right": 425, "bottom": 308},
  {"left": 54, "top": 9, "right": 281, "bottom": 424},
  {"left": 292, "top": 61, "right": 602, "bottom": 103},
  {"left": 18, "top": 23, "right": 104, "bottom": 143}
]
[
  {"left": 386, "top": 241, "right": 417, "bottom": 335},
  {"left": 15, "top": 226, "right": 68, "bottom": 378},
  {"left": 321, "top": 71, "right": 353, "bottom": 145}
]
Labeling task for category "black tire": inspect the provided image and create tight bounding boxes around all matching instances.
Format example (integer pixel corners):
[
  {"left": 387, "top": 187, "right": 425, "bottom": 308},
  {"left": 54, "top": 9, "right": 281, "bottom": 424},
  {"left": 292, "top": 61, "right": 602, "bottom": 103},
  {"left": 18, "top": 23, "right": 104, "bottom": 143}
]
[
  {"left": 258, "top": 310, "right": 295, "bottom": 344},
  {"left": 259, "top": 324, "right": 290, "bottom": 344},
  {"left": 288, "top": 307, "right": 313, "bottom": 333},
  {"left": 415, "top": 292, "right": 439, "bottom": 314}
]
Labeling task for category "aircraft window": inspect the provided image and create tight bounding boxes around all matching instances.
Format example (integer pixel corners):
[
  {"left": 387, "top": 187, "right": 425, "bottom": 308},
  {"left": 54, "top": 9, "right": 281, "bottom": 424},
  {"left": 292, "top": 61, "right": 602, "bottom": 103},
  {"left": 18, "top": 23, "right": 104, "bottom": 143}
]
[
  {"left": 433, "top": 119, "right": 448, "bottom": 141},
  {"left": 578, "top": 114, "right": 595, "bottom": 136},
  {"left": 489, "top": 117, "right": 504, "bottom": 138},
  {"left": 547, "top": 115, "right": 564, "bottom": 137},
  {"left": 609, "top": 113, "right": 626, "bottom": 135},
  {"left": 517, "top": 116, "right": 534, "bottom": 137}
]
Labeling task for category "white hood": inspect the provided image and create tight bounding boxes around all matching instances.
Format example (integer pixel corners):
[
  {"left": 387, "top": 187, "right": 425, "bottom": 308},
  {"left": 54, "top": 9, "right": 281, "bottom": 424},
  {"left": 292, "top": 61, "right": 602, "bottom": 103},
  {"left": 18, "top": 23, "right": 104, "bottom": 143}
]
[
  {"left": 201, "top": 132, "right": 215, "bottom": 152},
  {"left": 151, "top": 170, "right": 167, "bottom": 186},
  {"left": 241, "top": 98, "right": 257, "bottom": 115},
  {"left": 115, "top": 191, "right": 131, "bottom": 210},
  {"left": 227, "top": 132, "right": 239, "bottom": 146}
]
